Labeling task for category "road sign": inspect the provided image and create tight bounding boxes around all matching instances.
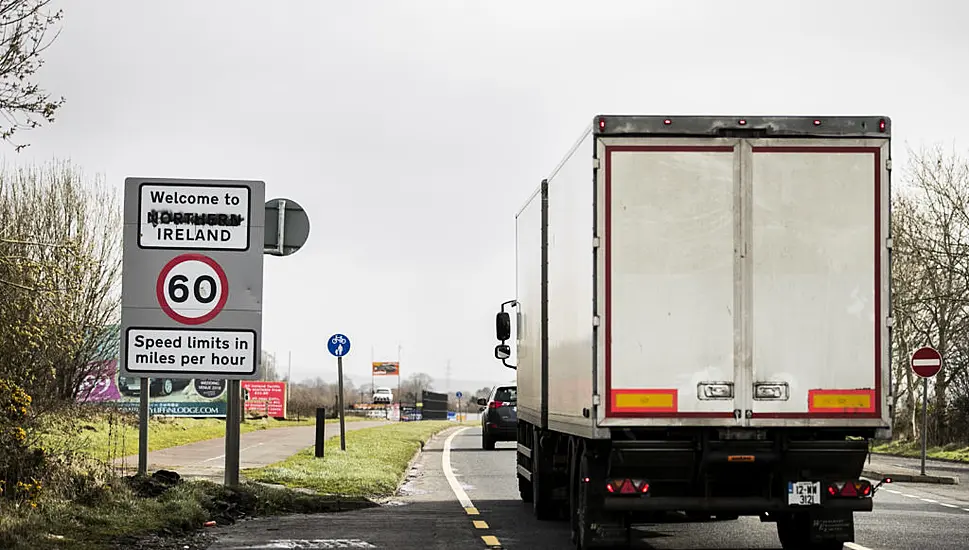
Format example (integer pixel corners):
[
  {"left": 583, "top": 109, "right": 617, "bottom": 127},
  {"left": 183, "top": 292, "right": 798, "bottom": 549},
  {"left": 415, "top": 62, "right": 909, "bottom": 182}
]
[
  {"left": 265, "top": 197, "right": 311, "bottom": 256},
  {"left": 121, "top": 177, "right": 265, "bottom": 380},
  {"left": 911, "top": 346, "right": 942, "bottom": 378},
  {"left": 156, "top": 253, "right": 229, "bottom": 324},
  {"left": 456, "top": 391, "right": 463, "bottom": 398},
  {"left": 328, "top": 334, "right": 351, "bottom": 357},
  {"left": 138, "top": 181, "right": 250, "bottom": 250}
]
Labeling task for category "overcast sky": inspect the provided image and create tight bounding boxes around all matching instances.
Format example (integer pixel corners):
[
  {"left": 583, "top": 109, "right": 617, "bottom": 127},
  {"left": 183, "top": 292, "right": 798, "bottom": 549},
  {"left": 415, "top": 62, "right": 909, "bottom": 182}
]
[{"left": 17, "top": 0, "right": 969, "bottom": 391}]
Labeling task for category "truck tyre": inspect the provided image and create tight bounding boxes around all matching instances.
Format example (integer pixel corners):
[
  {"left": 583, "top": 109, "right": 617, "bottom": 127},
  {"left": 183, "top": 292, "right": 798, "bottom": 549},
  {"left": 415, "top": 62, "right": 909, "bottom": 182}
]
[
  {"left": 518, "top": 474, "right": 533, "bottom": 503},
  {"left": 574, "top": 447, "right": 628, "bottom": 549},
  {"left": 532, "top": 428, "right": 556, "bottom": 520},
  {"left": 777, "top": 513, "right": 845, "bottom": 550}
]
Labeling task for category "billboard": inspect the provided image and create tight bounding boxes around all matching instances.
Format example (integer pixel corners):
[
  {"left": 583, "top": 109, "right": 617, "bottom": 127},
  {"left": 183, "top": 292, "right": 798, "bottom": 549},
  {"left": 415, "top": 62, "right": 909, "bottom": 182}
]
[
  {"left": 242, "top": 381, "right": 287, "bottom": 418},
  {"left": 372, "top": 361, "right": 400, "bottom": 376},
  {"left": 77, "top": 358, "right": 229, "bottom": 417}
]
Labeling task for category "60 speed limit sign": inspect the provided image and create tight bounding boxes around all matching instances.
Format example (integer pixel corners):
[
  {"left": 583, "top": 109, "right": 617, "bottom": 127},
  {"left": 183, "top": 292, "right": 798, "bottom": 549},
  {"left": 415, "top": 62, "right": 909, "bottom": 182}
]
[{"left": 155, "top": 253, "right": 229, "bottom": 325}]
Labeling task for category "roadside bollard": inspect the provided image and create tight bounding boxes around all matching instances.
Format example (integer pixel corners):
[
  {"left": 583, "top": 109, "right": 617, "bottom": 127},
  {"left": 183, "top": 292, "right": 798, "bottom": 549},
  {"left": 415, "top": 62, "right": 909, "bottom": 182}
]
[{"left": 315, "top": 407, "right": 326, "bottom": 458}]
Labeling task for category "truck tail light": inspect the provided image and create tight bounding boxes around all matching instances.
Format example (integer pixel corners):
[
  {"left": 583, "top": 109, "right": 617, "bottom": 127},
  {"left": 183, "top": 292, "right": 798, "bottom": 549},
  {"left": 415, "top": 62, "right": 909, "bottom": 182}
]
[
  {"left": 606, "top": 479, "right": 650, "bottom": 495},
  {"left": 826, "top": 480, "right": 872, "bottom": 498},
  {"left": 879, "top": 118, "right": 886, "bottom": 132}
]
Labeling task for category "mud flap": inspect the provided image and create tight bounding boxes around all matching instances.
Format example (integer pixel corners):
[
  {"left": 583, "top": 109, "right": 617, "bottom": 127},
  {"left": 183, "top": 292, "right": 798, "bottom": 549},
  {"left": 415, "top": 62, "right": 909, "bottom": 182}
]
[{"left": 808, "top": 509, "right": 854, "bottom": 544}]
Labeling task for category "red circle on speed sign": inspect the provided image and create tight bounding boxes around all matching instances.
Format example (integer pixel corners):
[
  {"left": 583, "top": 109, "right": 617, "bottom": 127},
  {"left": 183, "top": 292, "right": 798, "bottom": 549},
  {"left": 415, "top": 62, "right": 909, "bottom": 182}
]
[
  {"left": 911, "top": 346, "right": 942, "bottom": 378},
  {"left": 156, "top": 253, "right": 229, "bottom": 325}
]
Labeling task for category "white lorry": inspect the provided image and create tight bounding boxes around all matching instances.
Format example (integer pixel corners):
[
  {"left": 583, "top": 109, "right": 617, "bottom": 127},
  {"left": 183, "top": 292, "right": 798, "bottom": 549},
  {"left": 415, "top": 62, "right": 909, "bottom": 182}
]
[{"left": 492, "top": 115, "right": 894, "bottom": 549}]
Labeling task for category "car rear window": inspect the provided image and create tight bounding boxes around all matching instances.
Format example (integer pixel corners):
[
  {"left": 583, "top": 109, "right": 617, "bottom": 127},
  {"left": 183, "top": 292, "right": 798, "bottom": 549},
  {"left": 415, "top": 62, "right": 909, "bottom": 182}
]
[{"left": 494, "top": 386, "right": 517, "bottom": 403}]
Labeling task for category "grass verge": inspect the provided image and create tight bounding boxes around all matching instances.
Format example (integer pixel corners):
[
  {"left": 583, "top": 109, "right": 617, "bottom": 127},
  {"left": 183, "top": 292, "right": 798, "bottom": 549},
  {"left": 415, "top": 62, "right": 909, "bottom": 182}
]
[
  {"left": 244, "top": 420, "right": 456, "bottom": 498},
  {"left": 44, "top": 413, "right": 367, "bottom": 463},
  {"left": 0, "top": 474, "right": 375, "bottom": 550},
  {"left": 872, "top": 440, "right": 969, "bottom": 463}
]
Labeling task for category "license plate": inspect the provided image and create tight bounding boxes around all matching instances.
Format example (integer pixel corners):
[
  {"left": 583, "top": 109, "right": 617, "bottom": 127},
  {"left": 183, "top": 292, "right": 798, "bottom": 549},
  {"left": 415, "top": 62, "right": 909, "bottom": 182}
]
[{"left": 788, "top": 481, "right": 821, "bottom": 506}]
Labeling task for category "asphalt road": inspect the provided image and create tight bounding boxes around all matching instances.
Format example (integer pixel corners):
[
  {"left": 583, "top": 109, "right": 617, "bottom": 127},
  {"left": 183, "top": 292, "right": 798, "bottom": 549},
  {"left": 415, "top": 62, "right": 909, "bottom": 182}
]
[
  {"left": 205, "top": 426, "right": 969, "bottom": 549},
  {"left": 116, "top": 420, "right": 388, "bottom": 480}
]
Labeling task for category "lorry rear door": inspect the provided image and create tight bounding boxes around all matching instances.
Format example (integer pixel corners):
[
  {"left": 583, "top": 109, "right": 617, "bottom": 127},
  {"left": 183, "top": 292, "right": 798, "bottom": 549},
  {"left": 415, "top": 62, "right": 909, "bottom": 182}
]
[
  {"left": 599, "top": 139, "right": 743, "bottom": 426},
  {"left": 744, "top": 139, "right": 890, "bottom": 427}
]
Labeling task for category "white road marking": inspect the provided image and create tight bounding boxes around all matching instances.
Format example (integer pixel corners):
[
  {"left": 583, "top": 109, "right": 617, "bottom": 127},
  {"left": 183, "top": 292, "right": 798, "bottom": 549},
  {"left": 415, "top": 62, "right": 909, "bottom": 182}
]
[
  {"left": 845, "top": 543, "right": 875, "bottom": 550},
  {"left": 885, "top": 489, "right": 901, "bottom": 494},
  {"left": 201, "top": 442, "right": 264, "bottom": 463},
  {"left": 237, "top": 541, "right": 376, "bottom": 549},
  {"left": 886, "top": 487, "right": 969, "bottom": 513},
  {"left": 442, "top": 427, "right": 474, "bottom": 509}
]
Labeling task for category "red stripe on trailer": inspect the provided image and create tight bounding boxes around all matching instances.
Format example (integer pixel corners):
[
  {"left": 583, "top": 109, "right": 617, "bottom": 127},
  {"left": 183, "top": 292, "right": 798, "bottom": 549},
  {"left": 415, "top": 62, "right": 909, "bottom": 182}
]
[
  {"left": 603, "top": 145, "right": 735, "bottom": 419},
  {"left": 604, "top": 145, "right": 885, "bottom": 420}
]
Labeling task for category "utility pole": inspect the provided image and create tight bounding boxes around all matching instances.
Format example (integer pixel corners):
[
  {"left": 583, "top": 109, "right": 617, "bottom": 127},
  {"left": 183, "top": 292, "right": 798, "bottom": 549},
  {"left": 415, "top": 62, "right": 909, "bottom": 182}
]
[
  {"left": 445, "top": 359, "right": 451, "bottom": 394},
  {"left": 287, "top": 351, "right": 292, "bottom": 382}
]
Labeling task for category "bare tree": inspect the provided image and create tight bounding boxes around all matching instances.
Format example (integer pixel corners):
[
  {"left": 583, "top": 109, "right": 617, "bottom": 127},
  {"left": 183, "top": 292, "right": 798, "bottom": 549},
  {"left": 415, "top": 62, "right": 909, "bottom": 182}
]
[
  {"left": 890, "top": 144, "right": 969, "bottom": 443},
  {"left": 0, "top": 159, "right": 121, "bottom": 406},
  {"left": 400, "top": 372, "right": 434, "bottom": 404},
  {"left": 0, "top": 0, "right": 65, "bottom": 151}
]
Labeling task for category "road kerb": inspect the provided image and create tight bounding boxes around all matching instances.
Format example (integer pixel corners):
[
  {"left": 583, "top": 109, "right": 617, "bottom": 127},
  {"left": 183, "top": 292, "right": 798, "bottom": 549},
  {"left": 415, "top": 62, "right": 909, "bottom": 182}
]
[{"left": 862, "top": 468, "right": 959, "bottom": 485}]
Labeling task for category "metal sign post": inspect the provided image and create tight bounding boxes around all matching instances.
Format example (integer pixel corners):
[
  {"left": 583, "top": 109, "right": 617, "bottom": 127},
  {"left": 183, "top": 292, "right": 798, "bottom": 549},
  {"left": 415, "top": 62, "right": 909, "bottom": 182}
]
[
  {"left": 328, "top": 334, "right": 350, "bottom": 451},
  {"left": 456, "top": 391, "right": 463, "bottom": 422},
  {"left": 911, "top": 346, "right": 943, "bottom": 476}
]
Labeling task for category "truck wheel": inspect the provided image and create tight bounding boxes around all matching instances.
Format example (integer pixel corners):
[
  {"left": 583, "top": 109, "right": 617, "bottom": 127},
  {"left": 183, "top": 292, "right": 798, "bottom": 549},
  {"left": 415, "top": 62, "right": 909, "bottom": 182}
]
[
  {"left": 531, "top": 430, "right": 556, "bottom": 520},
  {"left": 574, "top": 449, "right": 628, "bottom": 549},
  {"left": 777, "top": 513, "right": 845, "bottom": 550},
  {"left": 530, "top": 428, "right": 562, "bottom": 520},
  {"left": 518, "top": 474, "right": 533, "bottom": 503}
]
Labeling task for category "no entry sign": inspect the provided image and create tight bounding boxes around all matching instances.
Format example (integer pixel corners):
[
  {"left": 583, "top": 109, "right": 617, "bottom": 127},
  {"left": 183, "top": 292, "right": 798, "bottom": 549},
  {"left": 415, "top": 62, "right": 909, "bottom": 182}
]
[{"left": 911, "top": 346, "right": 943, "bottom": 378}]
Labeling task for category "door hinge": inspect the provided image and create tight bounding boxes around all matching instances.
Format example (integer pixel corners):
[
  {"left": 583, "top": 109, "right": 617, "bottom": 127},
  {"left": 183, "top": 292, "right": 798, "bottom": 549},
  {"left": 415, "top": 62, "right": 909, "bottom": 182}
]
[
  {"left": 886, "top": 316, "right": 895, "bottom": 328},
  {"left": 593, "top": 158, "right": 601, "bottom": 170},
  {"left": 886, "top": 237, "right": 894, "bottom": 250},
  {"left": 886, "top": 159, "right": 893, "bottom": 171},
  {"left": 593, "top": 236, "right": 601, "bottom": 249},
  {"left": 592, "top": 315, "right": 600, "bottom": 327},
  {"left": 592, "top": 394, "right": 601, "bottom": 406}
]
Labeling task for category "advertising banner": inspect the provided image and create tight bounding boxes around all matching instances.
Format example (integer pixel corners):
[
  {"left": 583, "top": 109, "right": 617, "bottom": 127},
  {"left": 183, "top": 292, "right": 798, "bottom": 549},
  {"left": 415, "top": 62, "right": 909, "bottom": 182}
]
[
  {"left": 242, "top": 381, "right": 287, "bottom": 418},
  {"left": 372, "top": 361, "right": 400, "bottom": 376},
  {"left": 77, "top": 357, "right": 229, "bottom": 417}
]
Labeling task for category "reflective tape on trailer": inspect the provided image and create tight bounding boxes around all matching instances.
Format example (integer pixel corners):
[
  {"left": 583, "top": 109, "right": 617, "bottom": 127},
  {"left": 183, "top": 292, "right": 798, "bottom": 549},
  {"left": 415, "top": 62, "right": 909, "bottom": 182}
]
[
  {"left": 611, "top": 389, "right": 678, "bottom": 413},
  {"left": 807, "top": 389, "right": 875, "bottom": 414}
]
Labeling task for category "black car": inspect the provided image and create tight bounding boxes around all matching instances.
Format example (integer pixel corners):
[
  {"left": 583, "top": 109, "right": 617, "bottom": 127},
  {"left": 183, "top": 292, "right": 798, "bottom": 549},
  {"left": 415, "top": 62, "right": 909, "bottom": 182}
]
[{"left": 478, "top": 384, "right": 517, "bottom": 450}]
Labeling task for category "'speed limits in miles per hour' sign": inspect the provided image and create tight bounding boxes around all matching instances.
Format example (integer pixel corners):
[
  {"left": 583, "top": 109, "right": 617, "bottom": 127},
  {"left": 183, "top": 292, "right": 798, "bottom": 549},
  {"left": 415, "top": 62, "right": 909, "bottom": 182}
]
[
  {"left": 156, "top": 253, "right": 229, "bottom": 325},
  {"left": 124, "top": 328, "right": 257, "bottom": 376}
]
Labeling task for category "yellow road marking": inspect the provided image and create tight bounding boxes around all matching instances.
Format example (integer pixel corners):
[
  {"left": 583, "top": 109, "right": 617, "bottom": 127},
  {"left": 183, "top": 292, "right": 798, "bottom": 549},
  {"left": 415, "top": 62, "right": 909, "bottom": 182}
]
[
  {"left": 465, "top": 506, "right": 479, "bottom": 515},
  {"left": 481, "top": 535, "right": 501, "bottom": 547},
  {"left": 473, "top": 520, "right": 489, "bottom": 529}
]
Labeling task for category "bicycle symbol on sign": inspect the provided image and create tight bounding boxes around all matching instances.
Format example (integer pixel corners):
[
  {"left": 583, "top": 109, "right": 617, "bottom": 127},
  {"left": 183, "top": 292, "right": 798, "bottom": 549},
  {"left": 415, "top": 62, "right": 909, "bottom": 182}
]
[{"left": 328, "top": 333, "right": 351, "bottom": 357}]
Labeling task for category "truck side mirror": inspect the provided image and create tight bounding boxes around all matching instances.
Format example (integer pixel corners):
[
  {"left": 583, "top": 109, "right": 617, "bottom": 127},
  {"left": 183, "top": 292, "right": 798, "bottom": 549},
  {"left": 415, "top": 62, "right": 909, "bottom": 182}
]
[
  {"left": 496, "top": 311, "right": 511, "bottom": 341},
  {"left": 494, "top": 344, "right": 511, "bottom": 360}
]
